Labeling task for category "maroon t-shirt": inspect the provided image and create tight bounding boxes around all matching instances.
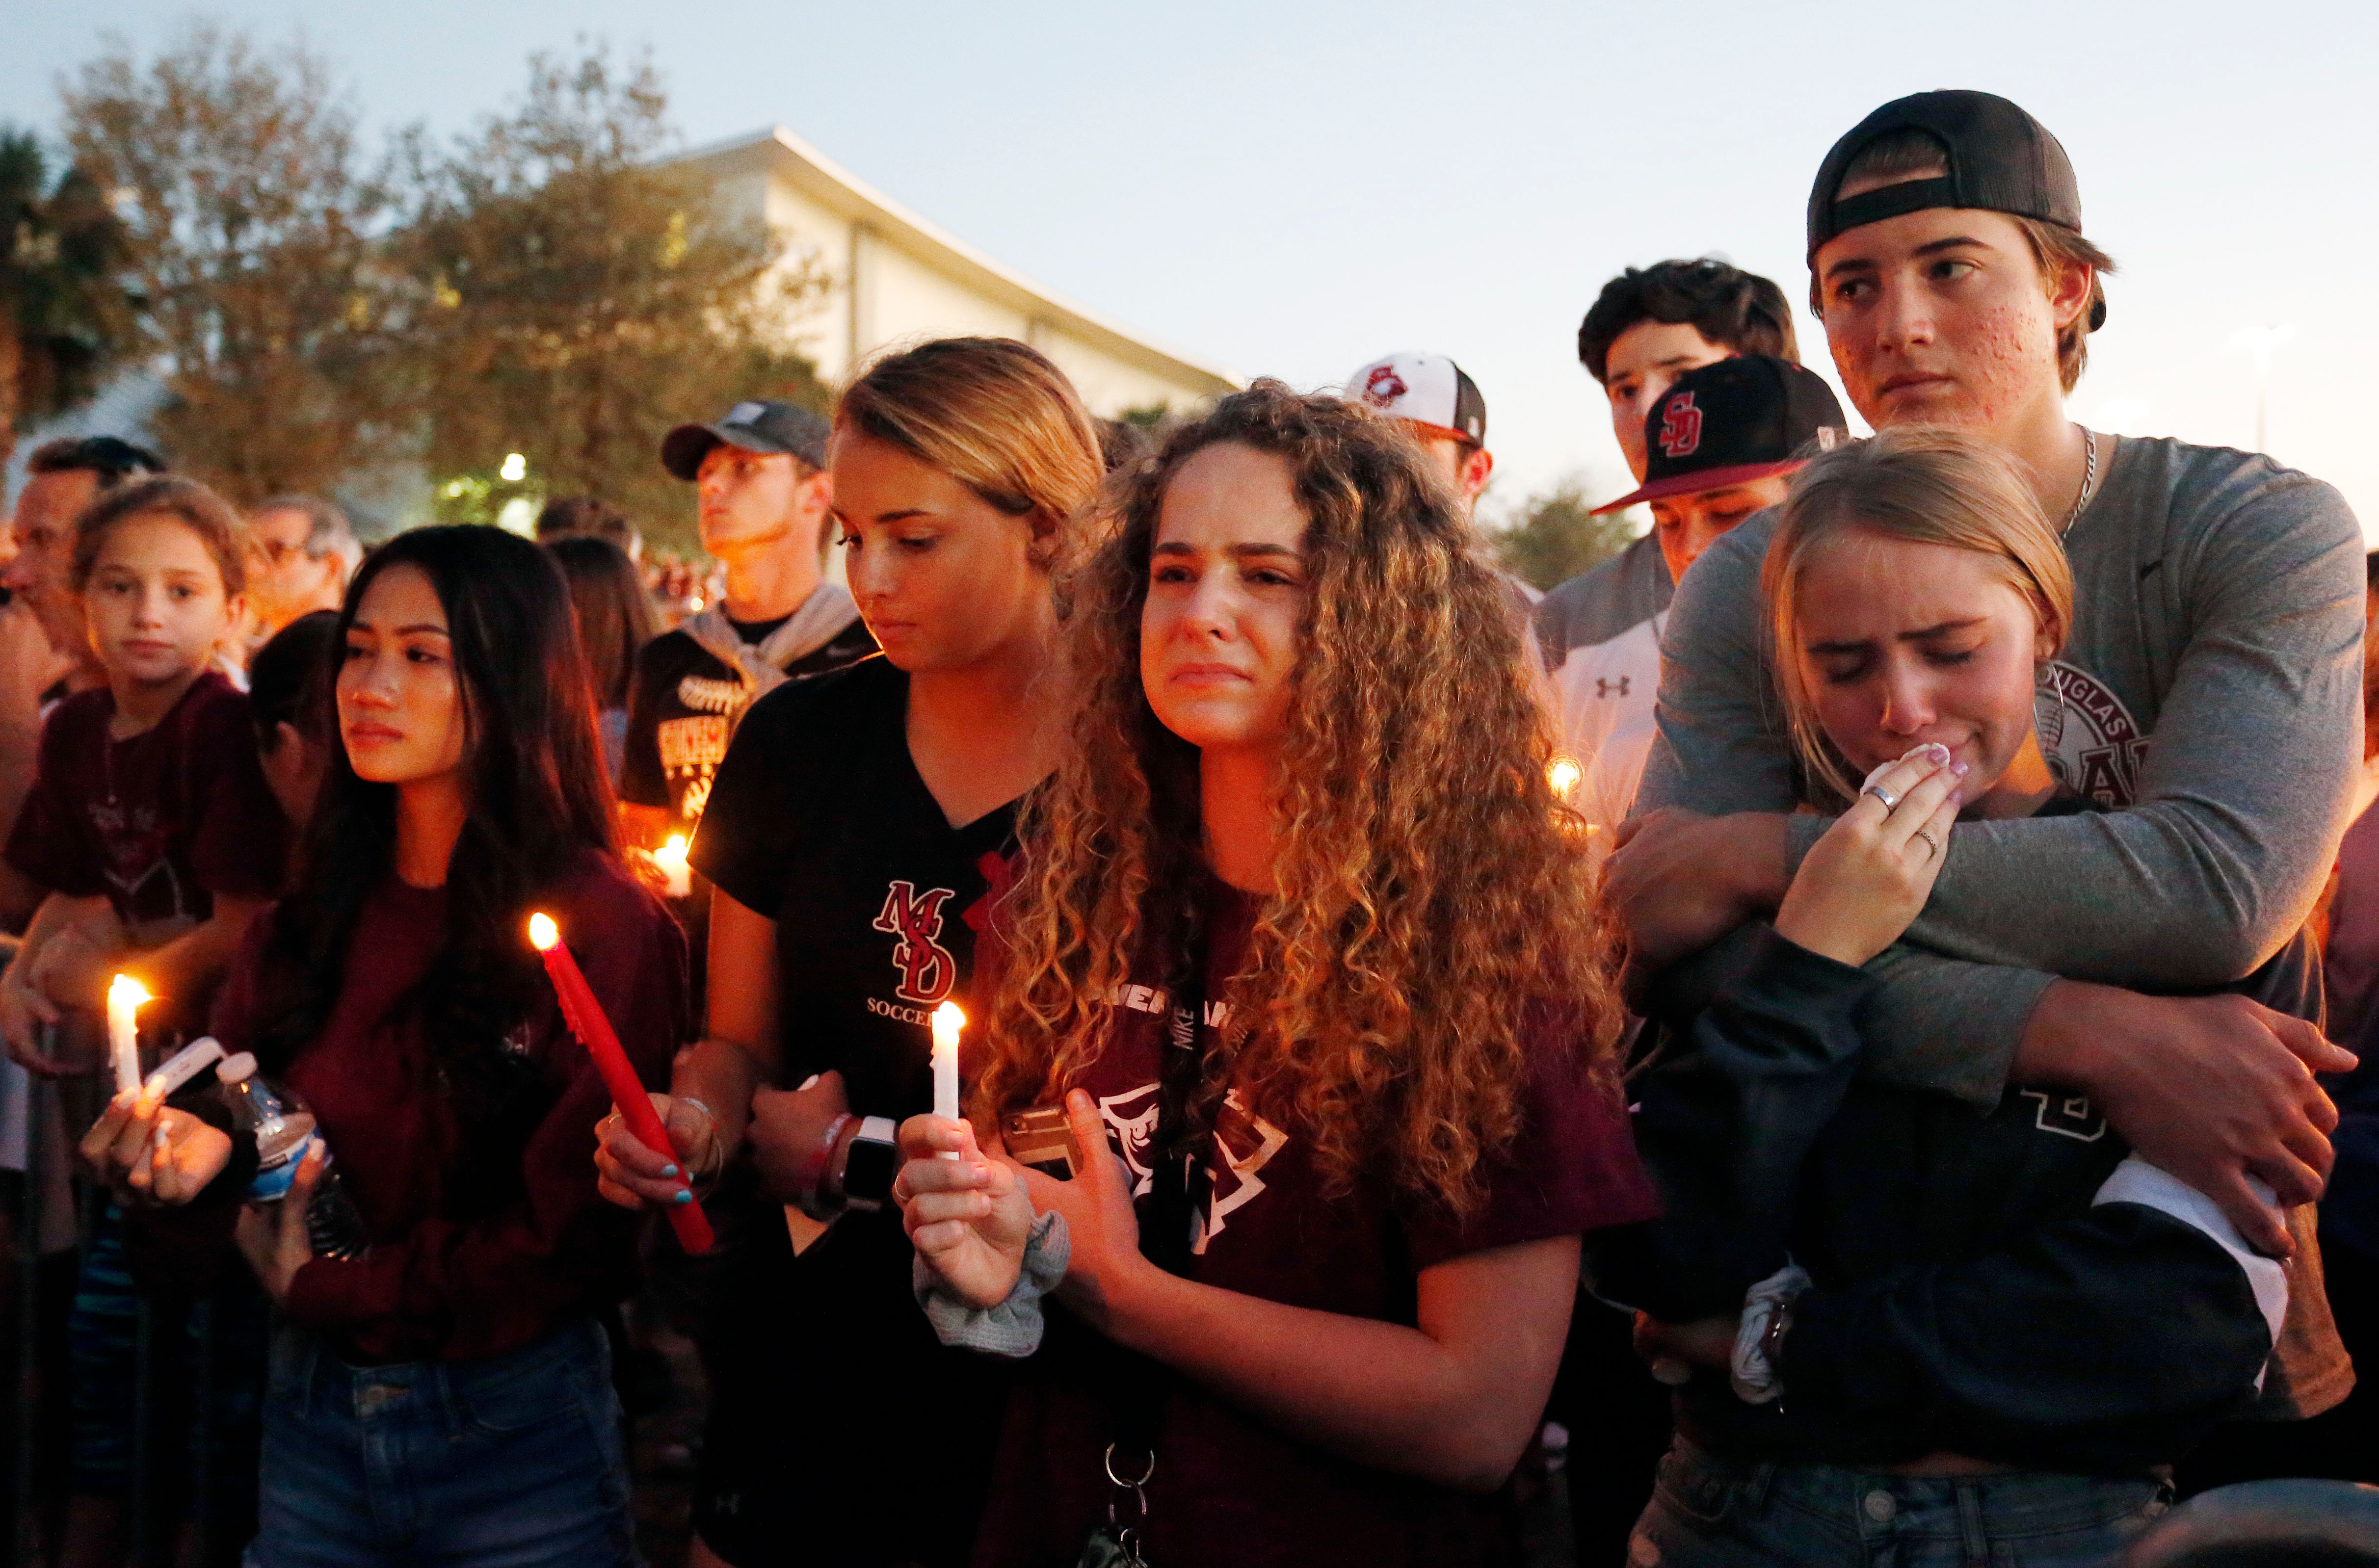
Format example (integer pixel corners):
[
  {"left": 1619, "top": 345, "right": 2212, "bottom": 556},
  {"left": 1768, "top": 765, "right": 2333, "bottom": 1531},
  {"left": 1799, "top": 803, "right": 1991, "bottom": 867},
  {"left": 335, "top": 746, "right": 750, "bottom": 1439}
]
[
  {"left": 4, "top": 671, "right": 287, "bottom": 926},
  {"left": 208, "top": 853, "right": 690, "bottom": 1362},
  {"left": 973, "top": 881, "right": 1659, "bottom": 1568}
]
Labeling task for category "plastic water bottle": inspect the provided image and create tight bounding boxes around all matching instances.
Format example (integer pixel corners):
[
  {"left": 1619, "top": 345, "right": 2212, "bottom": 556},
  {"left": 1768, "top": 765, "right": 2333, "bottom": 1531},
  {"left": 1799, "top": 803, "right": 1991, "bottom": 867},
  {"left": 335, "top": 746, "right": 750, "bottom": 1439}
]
[{"left": 215, "top": 1052, "right": 370, "bottom": 1261}]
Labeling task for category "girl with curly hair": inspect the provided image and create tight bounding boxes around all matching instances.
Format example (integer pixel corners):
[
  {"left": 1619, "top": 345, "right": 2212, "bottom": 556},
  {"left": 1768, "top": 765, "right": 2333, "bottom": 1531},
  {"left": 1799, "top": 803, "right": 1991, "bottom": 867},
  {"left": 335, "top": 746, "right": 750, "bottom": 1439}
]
[{"left": 895, "top": 383, "right": 1658, "bottom": 1568}]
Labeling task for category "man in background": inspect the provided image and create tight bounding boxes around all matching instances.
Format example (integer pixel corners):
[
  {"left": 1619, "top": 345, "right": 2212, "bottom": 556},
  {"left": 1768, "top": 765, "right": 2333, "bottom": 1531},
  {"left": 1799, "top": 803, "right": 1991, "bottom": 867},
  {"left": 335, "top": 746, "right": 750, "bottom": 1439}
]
[
  {"left": 620, "top": 400, "right": 874, "bottom": 850},
  {"left": 1535, "top": 260, "right": 1800, "bottom": 815},
  {"left": 245, "top": 494, "right": 361, "bottom": 647},
  {"left": 1347, "top": 350, "right": 1551, "bottom": 639},
  {"left": 3, "top": 437, "right": 167, "bottom": 927},
  {"left": 1554, "top": 355, "right": 1844, "bottom": 832}
]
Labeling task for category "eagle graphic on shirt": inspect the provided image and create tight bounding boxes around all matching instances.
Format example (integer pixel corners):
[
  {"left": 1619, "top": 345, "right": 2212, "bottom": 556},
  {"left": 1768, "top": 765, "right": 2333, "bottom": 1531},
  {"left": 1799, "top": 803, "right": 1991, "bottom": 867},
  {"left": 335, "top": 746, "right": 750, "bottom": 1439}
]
[{"left": 1096, "top": 1073, "right": 1289, "bottom": 1256}]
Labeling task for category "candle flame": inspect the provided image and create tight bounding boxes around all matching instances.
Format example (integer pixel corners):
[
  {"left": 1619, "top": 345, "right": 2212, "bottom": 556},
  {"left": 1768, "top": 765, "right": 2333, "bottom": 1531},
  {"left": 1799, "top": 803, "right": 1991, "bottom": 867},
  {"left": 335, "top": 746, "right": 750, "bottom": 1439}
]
[
  {"left": 527, "top": 912, "right": 559, "bottom": 950},
  {"left": 934, "top": 1000, "right": 965, "bottom": 1033},
  {"left": 656, "top": 834, "right": 688, "bottom": 867},
  {"left": 109, "top": 973, "right": 152, "bottom": 1009},
  {"left": 1547, "top": 755, "right": 1582, "bottom": 800}
]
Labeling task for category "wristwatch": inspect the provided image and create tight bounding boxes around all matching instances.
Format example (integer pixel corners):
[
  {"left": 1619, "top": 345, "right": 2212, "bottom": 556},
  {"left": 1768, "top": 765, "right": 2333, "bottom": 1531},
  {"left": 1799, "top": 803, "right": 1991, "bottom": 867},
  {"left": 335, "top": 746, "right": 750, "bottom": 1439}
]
[{"left": 829, "top": 1116, "right": 901, "bottom": 1213}]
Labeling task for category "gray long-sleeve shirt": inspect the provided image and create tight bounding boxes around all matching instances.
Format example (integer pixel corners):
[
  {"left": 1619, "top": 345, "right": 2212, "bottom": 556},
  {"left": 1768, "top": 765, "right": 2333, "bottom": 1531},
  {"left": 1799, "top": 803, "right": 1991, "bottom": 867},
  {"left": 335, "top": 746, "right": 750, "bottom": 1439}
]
[{"left": 1637, "top": 434, "right": 2367, "bottom": 1106}]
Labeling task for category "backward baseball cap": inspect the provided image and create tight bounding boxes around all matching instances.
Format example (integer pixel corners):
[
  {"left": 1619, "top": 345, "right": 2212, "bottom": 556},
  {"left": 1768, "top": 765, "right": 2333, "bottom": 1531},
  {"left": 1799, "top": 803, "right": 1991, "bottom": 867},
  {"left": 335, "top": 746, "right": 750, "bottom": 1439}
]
[
  {"left": 661, "top": 399, "right": 833, "bottom": 481},
  {"left": 1807, "top": 89, "right": 2103, "bottom": 330}
]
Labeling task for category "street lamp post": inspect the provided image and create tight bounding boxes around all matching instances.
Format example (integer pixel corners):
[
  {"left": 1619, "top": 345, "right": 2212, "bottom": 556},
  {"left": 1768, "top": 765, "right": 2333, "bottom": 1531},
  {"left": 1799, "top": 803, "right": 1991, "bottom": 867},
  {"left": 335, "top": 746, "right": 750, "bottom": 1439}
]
[{"left": 2231, "top": 324, "right": 2296, "bottom": 454}]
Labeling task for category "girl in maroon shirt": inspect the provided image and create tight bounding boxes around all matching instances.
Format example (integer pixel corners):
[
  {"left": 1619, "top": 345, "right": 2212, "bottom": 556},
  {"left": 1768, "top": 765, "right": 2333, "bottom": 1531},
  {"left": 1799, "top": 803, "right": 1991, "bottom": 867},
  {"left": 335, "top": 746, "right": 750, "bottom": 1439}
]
[
  {"left": 896, "top": 385, "right": 1659, "bottom": 1568},
  {"left": 91, "top": 525, "right": 686, "bottom": 1568}
]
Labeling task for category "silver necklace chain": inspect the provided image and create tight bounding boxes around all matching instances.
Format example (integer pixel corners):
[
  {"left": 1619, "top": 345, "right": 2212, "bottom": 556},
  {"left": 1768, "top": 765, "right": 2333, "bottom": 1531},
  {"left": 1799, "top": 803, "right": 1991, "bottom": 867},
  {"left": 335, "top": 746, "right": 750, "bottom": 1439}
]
[{"left": 2061, "top": 427, "right": 2099, "bottom": 531}]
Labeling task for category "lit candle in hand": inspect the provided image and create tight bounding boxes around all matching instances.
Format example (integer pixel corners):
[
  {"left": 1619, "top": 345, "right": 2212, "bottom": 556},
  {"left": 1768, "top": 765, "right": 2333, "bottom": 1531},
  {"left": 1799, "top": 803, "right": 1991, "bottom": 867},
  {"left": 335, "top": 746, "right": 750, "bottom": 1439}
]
[
  {"left": 931, "top": 1001, "right": 964, "bottom": 1160},
  {"left": 529, "top": 912, "right": 714, "bottom": 1253},
  {"left": 653, "top": 834, "right": 692, "bottom": 900},
  {"left": 107, "top": 974, "right": 151, "bottom": 1097}
]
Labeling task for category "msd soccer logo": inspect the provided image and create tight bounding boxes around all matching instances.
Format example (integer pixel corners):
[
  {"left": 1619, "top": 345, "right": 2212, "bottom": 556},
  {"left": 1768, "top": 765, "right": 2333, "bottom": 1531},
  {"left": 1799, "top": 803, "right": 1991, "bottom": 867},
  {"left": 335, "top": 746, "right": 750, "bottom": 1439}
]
[{"left": 872, "top": 880, "right": 958, "bottom": 1004}]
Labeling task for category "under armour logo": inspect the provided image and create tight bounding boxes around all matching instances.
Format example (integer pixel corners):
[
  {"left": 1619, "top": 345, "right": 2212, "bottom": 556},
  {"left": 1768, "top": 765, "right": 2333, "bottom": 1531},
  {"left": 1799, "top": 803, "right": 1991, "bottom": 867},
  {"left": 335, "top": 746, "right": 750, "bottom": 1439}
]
[
  {"left": 1596, "top": 676, "right": 1631, "bottom": 699},
  {"left": 1657, "top": 392, "right": 1703, "bottom": 458}
]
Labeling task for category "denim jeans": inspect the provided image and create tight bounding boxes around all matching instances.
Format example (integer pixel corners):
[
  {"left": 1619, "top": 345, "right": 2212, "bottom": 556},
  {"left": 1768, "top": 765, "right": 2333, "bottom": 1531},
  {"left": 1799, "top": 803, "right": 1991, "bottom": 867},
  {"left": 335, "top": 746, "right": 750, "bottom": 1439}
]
[
  {"left": 1630, "top": 1438, "right": 2173, "bottom": 1568},
  {"left": 248, "top": 1315, "right": 637, "bottom": 1568}
]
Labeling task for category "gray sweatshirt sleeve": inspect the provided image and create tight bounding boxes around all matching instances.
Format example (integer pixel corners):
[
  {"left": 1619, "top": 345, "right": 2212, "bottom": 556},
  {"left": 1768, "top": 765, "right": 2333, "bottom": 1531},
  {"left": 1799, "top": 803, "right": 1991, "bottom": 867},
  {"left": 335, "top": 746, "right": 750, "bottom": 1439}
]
[
  {"left": 1637, "top": 516, "right": 2053, "bottom": 1105},
  {"left": 1777, "top": 465, "right": 2366, "bottom": 987}
]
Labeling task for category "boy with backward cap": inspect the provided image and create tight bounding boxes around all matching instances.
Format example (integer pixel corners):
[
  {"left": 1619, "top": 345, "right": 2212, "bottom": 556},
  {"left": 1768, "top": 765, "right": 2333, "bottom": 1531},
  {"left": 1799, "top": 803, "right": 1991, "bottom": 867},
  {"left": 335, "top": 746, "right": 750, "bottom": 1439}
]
[{"left": 1612, "top": 88, "right": 2362, "bottom": 1498}]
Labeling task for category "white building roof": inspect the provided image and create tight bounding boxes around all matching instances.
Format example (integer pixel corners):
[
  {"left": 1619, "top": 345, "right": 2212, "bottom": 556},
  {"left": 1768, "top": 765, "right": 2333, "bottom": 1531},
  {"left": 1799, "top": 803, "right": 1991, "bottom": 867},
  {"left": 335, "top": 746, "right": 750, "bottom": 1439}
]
[{"left": 670, "top": 126, "right": 1239, "bottom": 402}]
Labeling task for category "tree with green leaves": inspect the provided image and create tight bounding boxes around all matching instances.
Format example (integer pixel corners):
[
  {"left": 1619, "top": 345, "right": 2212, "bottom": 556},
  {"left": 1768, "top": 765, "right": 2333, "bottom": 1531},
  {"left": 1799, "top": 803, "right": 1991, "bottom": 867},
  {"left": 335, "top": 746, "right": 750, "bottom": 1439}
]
[
  {"left": 0, "top": 125, "right": 140, "bottom": 470},
  {"left": 391, "top": 46, "right": 830, "bottom": 552},
  {"left": 58, "top": 23, "right": 396, "bottom": 502},
  {"left": 1489, "top": 474, "right": 1641, "bottom": 591}
]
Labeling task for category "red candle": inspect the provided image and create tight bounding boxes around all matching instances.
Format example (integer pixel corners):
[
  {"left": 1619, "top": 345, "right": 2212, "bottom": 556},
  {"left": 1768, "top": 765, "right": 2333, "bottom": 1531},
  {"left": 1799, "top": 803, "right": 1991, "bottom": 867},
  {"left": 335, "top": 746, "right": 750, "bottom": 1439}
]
[{"left": 529, "top": 912, "right": 714, "bottom": 1254}]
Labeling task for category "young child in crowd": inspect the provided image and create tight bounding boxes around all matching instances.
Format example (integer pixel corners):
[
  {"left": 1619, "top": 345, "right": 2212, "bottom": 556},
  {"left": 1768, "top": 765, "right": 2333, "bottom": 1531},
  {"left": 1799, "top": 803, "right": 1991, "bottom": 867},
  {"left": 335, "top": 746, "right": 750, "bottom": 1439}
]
[
  {"left": 0, "top": 475, "right": 286, "bottom": 1062},
  {"left": 894, "top": 384, "right": 1658, "bottom": 1568},
  {"left": 0, "top": 475, "right": 287, "bottom": 1568},
  {"left": 1605, "top": 429, "right": 2310, "bottom": 1567}
]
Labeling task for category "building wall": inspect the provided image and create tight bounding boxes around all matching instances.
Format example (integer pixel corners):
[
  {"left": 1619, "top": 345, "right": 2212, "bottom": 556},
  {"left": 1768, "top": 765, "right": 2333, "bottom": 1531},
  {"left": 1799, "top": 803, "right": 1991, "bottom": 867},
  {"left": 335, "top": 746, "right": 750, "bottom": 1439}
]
[{"left": 729, "top": 161, "right": 1217, "bottom": 418}]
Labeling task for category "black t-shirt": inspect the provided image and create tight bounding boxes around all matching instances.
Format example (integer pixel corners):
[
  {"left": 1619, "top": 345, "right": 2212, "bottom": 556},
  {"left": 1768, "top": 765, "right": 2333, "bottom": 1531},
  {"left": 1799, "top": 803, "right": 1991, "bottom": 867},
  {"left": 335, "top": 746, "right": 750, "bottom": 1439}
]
[
  {"left": 684, "top": 654, "right": 1020, "bottom": 1565},
  {"left": 619, "top": 613, "right": 877, "bottom": 829},
  {"left": 692, "top": 654, "right": 1017, "bottom": 1103}
]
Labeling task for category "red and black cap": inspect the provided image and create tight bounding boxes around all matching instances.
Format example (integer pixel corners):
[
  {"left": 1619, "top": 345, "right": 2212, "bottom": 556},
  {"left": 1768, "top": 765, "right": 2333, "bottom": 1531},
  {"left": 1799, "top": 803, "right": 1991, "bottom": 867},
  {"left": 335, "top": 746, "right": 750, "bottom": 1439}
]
[
  {"left": 1808, "top": 89, "right": 2102, "bottom": 330},
  {"left": 1594, "top": 356, "right": 1848, "bottom": 514},
  {"left": 661, "top": 399, "right": 833, "bottom": 481}
]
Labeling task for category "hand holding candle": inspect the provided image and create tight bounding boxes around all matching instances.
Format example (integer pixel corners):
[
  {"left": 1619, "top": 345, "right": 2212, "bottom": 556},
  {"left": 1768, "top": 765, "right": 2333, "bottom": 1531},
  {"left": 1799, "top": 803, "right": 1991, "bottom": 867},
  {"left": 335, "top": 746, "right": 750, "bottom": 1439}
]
[
  {"left": 529, "top": 913, "right": 713, "bottom": 1253},
  {"left": 107, "top": 974, "right": 151, "bottom": 1097},
  {"left": 931, "top": 1000, "right": 964, "bottom": 1160}
]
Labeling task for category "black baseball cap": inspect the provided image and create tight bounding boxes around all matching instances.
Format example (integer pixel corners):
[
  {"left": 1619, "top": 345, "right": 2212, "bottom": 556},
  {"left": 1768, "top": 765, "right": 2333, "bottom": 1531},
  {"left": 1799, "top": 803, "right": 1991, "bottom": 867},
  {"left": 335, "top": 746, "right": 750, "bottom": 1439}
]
[
  {"left": 1595, "top": 356, "right": 1848, "bottom": 514},
  {"left": 661, "top": 400, "right": 832, "bottom": 481},
  {"left": 1808, "top": 90, "right": 2102, "bottom": 330}
]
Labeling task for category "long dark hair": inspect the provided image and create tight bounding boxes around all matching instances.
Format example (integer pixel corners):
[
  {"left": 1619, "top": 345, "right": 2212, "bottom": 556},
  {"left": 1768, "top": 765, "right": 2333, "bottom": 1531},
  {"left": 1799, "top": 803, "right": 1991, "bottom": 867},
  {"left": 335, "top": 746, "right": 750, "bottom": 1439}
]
[
  {"left": 546, "top": 533, "right": 656, "bottom": 711},
  {"left": 251, "top": 525, "right": 617, "bottom": 1151}
]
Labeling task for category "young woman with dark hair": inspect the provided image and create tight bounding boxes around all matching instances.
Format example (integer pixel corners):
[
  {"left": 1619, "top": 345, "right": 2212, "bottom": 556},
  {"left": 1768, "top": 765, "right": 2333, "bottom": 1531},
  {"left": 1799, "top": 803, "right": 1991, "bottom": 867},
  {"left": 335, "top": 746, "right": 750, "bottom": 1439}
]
[
  {"left": 594, "top": 337, "right": 1106, "bottom": 1568},
  {"left": 893, "top": 383, "right": 1658, "bottom": 1568},
  {"left": 88, "top": 524, "right": 687, "bottom": 1568}
]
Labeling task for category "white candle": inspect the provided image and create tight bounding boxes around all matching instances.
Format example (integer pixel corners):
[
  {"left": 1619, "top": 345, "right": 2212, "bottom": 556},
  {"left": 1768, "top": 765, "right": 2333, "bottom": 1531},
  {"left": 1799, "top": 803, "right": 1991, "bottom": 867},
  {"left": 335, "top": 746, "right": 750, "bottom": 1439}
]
[
  {"left": 107, "top": 974, "right": 151, "bottom": 1097},
  {"left": 653, "top": 834, "right": 692, "bottom": 899},
  {"left": 931, "top": 1001, "right": 965, "bottom": 1159}
]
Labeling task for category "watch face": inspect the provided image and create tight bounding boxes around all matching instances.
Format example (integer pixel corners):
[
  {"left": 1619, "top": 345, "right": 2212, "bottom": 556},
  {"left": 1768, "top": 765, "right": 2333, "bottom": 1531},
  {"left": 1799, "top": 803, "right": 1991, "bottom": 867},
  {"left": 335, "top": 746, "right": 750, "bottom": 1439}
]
[{"left": 844, "top": 1134, "right": 899, "bottom": 1205}]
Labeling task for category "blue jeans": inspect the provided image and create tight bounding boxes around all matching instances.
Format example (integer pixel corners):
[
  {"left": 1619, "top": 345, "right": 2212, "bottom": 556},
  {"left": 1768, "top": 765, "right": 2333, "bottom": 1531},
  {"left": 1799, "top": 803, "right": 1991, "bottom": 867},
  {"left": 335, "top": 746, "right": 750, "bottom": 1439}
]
[
  {"left": 249, "top": 1316, "right": 637, "bottom": 1568},
  {"left": 1631, "top": 1438, "right": 2173, "bottom": 1568}
]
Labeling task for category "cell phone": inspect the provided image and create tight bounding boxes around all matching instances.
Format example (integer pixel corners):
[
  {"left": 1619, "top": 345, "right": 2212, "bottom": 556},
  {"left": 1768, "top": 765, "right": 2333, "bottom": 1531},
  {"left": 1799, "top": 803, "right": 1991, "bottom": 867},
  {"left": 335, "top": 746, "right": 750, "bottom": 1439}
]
[{"left": 1002, "top": 1105, "right": 1083, "bottom": 1181}]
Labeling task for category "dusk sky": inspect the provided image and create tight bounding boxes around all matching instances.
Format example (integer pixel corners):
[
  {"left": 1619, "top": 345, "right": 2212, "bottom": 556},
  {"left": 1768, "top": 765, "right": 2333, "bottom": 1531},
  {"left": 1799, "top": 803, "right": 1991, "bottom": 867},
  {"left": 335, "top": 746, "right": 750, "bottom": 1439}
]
[{"left": 7, "top": 0, "right": 2374, "bottom": 536}]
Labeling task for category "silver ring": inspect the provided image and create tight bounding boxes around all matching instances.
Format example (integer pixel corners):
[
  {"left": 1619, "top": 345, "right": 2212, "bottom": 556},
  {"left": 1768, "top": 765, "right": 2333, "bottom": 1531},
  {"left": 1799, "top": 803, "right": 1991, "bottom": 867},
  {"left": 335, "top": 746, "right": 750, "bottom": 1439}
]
[
  {"left": 1861, "top": 783, "right": 1901, "bottom": 811},
  {"left": 1914, "top": 827, "right": 1942, "bottom": 859}
]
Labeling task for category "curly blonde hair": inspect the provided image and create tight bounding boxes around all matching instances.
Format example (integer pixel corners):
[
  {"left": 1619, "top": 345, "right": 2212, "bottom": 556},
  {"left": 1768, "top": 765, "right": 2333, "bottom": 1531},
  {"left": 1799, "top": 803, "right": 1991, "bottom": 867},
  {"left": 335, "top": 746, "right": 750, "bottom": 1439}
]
[{"left": 976, "top": 382, "right": 1623, "bottom": 1219}]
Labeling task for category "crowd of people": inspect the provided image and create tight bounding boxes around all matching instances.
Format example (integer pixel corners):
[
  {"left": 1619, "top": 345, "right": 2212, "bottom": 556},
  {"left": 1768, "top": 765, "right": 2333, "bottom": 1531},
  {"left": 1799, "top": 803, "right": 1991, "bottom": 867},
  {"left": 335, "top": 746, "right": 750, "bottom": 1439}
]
[{"left": 0, "top": 85, "right": 2374, "bottom": 1568}]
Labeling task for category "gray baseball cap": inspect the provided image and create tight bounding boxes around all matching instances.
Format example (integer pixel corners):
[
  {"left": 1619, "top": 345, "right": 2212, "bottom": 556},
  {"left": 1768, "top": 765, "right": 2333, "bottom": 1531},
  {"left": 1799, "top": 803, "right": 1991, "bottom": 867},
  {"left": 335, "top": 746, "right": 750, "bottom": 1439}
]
[{"left": 661, "top": 399, "right": 832, "bottom": 481}]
